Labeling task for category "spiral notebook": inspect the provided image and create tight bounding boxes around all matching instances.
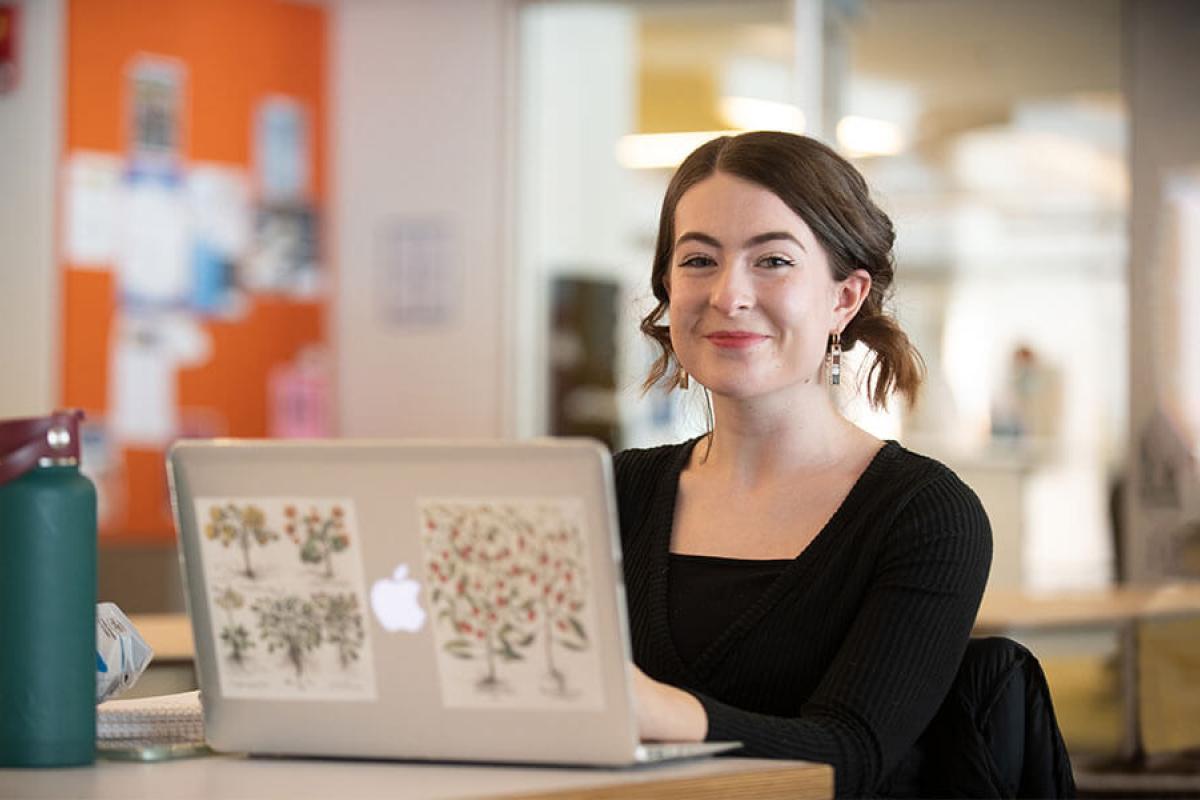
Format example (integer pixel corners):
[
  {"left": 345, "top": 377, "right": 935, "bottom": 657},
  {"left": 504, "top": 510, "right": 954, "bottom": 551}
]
[{"left": 96, "top": 690, "right": 204, "bottom": 750}]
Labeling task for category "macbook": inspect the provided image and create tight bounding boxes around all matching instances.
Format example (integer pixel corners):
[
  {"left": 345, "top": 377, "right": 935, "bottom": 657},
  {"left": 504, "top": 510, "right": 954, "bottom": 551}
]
[{"left": 168, "top": 438, "right": 739, "bottom": 766}]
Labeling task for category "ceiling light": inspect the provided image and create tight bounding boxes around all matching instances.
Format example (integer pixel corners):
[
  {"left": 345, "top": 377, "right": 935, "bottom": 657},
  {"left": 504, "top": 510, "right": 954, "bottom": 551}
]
[
  {"left": 615, "top": 130, "right": 742, "bottom": 170},
  {"left": 719, "top": 96, "right": 805, "bottom": 133},
  {"left": 836, "top": 115, "right": 906, "bottom": 158}
]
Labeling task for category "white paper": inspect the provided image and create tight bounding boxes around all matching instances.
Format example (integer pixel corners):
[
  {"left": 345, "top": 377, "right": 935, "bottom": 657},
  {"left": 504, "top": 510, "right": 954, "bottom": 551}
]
[
  {"left": 109, "top": 314, "right": 211, "bottom": 446},
  {"left": 193, "top": 497, "right": 378, "bottom": 702},
  {"left": 374, "top": 217, "right": 456, "bottom": 325},
  {"left": 186, "top": 164, "right": 252, "bottom": 259},
  {"left": 419, "top": 498, "right": 605, "bottom": 711},
  {"left": 64, "top": 152, "right": 123, "bottom": 265},
  {"left": 116, "top": 177, "right": 191, "bottom": 305}
]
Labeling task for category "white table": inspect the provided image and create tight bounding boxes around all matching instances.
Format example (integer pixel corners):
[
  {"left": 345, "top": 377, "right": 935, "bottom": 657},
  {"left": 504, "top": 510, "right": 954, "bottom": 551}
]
[{"left": 0, "top": 754, "right": 833, "bottom": 800}]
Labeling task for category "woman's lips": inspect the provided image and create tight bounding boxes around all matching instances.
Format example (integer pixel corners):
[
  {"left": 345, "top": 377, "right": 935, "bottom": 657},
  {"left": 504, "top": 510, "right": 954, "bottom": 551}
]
[{"left": 704, "top": 332, "right": 769, "bottom": 349}]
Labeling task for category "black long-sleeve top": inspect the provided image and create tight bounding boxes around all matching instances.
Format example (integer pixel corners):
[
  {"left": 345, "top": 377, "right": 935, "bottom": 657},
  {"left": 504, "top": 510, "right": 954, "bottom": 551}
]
[{"left": 614, "top": 437, "right": 992, "bottom": 798}]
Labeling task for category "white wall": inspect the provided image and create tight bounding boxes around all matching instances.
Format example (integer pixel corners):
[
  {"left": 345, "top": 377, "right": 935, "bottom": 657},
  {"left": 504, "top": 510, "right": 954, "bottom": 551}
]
[
  {"left": 0, "top": 0, "right": 63, "bottom": 419},
  {"left": 331, "top": 0, "right": 516, "bottom": 438}
]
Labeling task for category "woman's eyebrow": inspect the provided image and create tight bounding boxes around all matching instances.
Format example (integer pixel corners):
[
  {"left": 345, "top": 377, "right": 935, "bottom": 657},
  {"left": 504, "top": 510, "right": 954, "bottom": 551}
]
[
  {"left": 674, "top": 230, "right": 806, "bottom": 251},
  {"left": 743, "top": 231, "right": 806, "bottom": 251},
  {"left": 675, "top": 231, "right": 722, "bottom": 249}
]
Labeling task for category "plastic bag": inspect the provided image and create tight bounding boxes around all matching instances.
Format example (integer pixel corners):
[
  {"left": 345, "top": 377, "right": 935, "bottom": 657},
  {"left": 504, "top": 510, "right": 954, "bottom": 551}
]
[{"left": 96, "top": 602, "right": 154, "bottom": 703}]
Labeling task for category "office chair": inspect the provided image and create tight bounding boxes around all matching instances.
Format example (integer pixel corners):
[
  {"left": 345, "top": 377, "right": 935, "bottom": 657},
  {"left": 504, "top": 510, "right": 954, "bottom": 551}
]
[{"left": 884, "top": 636, "right": 1077, "bottom": 799}]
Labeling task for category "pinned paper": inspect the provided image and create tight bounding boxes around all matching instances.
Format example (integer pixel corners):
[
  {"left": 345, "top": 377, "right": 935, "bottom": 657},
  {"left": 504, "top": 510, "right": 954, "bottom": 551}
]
[
  {"left": 255, "top": 96, "right": 309, "bottom": 204},
  {"left": 109, "top": 314, "right": 211, "bottom": 446},
  {"left": 64, "top": 151, "right": 123, "bottom": 265},
  {"left": 116, "top": 174, "right": 190, "bottom": 307},
  {"left": 186, "top": 164, "right": 252, "bottom": 259},
  {"left": 245, "top": 205, "right": 320, "bottom": 297},
  {"left": 268, "top": 347, "right": 332, "bottom": 438},
  {"left": 128, "top": 56, "right": 185, "bottom": 172},
  {"left": 374, "top": 217, "right": 456, "bottom": 325}
]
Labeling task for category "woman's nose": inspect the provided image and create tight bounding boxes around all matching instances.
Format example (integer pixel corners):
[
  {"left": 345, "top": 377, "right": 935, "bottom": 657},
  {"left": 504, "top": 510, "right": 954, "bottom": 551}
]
[{"left": 709, "top": 264, "right": 754, "bottom": 314}]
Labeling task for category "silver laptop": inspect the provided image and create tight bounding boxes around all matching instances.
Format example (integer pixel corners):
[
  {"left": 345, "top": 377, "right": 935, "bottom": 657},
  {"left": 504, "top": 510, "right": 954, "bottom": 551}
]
[{"left": 168, "top": 438, "right": 739, "bottom": 766}]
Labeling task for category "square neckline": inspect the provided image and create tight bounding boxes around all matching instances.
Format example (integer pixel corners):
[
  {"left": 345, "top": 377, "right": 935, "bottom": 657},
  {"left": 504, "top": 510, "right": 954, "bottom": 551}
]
[{"left": 651, "top": 435, "right": 901, "bottom": 681}]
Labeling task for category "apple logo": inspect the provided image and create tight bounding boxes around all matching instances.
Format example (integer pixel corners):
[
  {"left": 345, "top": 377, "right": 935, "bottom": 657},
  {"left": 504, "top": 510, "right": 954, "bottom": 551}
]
[{"left": 370, "top": 564, "right": 427, "bottom": 633}]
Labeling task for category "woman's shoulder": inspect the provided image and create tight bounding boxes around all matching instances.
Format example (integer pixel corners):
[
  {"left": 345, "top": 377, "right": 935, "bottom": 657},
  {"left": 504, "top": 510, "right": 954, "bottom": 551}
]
[
  {"left": 879, "top": 441, "right": 992, "bottom": 541},
  {"left": 879, "top": 441, "right": 978, "bottom": 498},
  {"left": 610, "top": 437, "right": 699, "bottom": 523},
  {"left": 612, "top": 438, "right": 695, "bottom": 494}
]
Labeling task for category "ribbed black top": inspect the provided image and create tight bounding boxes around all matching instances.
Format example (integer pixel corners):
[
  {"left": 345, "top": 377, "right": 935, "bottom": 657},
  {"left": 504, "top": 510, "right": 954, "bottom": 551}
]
[
  {"left": 668, "top": 553, "right": 790, "bottom": 666},
  {"left": 614, "top": 437, "right": 992, "bottom": 798}
]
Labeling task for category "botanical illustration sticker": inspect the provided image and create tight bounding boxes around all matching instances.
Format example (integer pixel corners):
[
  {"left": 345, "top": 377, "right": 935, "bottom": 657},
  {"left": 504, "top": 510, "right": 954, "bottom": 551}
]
[
  {"left": 419, "top": 498, "right": 605, "bottom": 711},
  {"left": 194, "top": 498, "right": 377, "bottom": 701}
]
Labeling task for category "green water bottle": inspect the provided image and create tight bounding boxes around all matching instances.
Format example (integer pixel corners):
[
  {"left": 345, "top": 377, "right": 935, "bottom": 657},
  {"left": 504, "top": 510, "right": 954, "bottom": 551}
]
[{"left": 0, "top": 410, "right": 97, "bottom": 767}]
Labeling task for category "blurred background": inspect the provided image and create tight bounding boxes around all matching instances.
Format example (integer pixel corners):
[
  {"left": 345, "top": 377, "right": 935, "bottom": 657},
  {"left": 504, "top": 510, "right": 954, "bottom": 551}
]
[{"left": 1, "top": 0, "right": 1198, "bottom": 788}]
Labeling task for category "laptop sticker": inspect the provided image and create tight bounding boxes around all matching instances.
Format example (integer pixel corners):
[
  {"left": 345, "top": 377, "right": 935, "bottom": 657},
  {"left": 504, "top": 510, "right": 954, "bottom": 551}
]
[
  {"left": 194, "top": 498, "right": 378, "bottom": 701},
  {"left": 419, "top": 498, "right": 605, "bottom": 711}
]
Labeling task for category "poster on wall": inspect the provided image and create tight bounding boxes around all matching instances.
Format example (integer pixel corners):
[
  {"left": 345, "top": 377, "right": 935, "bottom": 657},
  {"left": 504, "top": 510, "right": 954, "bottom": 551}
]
[
  {"left": 64, "top": 151, "right": 123, "bottom": 266},
  {"left": 245, "top": 205, "right": 321, "bottom": 297},
  {"left": 108, "top": 313, "right": 211, "bottom": 447},
  {"left": 61, "top": 1, "right": 329, "bottom": 542},
  {"left": 186, "top": 164, "right": 252, "bottom": 317},
  {"left": 255, "top": 96, "right": 310, "bottom": 204},
  {"left": 374, "top": 217, "right": 457, "bottom": 326},
  {"left": 127, "top": 56, "right": 185, "bottom": 174}
]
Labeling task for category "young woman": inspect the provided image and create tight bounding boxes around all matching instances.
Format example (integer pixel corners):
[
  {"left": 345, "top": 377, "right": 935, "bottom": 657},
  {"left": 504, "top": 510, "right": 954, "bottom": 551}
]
[{"left": 617, "top": 131, "right": 992, "bottom": 797}]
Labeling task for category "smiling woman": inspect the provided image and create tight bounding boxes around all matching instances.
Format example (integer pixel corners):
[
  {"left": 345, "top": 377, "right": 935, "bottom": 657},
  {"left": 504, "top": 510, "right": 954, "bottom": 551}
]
[
  {"left": 613, "top": 132, "right": 1025, "bottom": 798},
  {"left": 640, "top": 132, "right": 923, "bottom": 410}
]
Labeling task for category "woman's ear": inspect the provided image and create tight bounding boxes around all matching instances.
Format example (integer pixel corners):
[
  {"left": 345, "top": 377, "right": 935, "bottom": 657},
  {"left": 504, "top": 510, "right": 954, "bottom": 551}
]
[{"left": 834, "top": 269, "right": 872, "bottom": 329}]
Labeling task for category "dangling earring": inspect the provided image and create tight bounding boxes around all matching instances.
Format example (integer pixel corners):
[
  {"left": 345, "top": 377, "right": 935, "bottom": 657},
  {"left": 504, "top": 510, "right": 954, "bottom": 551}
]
[
  {"left": 677, "top": 369, "right": 690, "bottom": 390},
  {"left": 827, "top": 331, "right": 842, "bottom": 386}
]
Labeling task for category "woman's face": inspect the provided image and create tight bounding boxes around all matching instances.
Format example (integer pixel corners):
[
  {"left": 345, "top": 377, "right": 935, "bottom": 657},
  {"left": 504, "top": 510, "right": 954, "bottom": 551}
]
[{"left": 667, "top": 171, "right": 868, "bottom": 403}]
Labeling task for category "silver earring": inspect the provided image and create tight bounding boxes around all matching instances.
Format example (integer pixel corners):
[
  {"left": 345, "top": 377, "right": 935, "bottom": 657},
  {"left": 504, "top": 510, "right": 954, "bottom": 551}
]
[{"left": 828, "top": 331, "right": 842, "bottom": 386}]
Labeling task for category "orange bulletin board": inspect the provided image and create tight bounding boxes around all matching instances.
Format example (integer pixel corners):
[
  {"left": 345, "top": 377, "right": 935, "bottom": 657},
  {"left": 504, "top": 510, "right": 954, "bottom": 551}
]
[{"left": 61, "top": 0, "right": 328, "bottom": 542}]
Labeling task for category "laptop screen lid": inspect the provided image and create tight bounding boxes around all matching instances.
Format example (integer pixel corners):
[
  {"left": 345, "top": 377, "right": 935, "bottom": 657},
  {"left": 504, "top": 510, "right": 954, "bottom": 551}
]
[{"left": 168, "top": 438, "right": 644, "bottom": 765}]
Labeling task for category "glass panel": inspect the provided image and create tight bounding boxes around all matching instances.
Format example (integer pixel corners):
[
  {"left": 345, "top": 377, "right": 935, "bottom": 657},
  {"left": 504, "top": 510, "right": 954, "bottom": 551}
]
[
  {"left": 834, "top": 0, "right": 1126, "bottom": 590},
  {"left": 517, "top": 0, "right": 795, "bottom": 451},
  {"left": 518, "top": 0, "right": 1127, "bottom": 591}
]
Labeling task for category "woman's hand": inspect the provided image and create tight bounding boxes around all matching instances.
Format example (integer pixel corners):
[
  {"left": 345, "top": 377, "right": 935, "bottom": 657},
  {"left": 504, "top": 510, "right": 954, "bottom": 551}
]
[{"left": 630, "top": 663, "right": 708, "bottom": 742}]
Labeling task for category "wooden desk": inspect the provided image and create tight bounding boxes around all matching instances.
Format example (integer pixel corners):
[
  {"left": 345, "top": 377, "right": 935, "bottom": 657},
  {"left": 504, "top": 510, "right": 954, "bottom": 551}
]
[
  {"left": 974, "top": 583, "right": 1200, "bottom": 760},
  {"left": 0, "top": 755, "right": 833, "bottom": 800},
  {"left": 129, "top": 613, "right": 195, "bottom": 662},
  {"left": 975, "top": 584, "right": 1200, "bottom": 633},
  {"left": 113, "top": 618, "right": 833, "bottom": 797}
]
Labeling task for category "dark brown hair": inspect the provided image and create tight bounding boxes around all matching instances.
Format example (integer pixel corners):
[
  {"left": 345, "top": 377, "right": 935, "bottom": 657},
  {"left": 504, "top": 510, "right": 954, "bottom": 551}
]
[{"left": 640, "top": 130, "right": 924, "bottom": 409}]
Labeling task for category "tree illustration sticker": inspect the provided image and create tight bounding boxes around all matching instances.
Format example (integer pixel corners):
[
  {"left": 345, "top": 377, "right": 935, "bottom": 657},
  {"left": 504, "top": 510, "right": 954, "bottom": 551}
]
[
  {"left": 420, "top": 498, "right": 605, "bottom": 711},
  {"left": 214, "top": 586, "right": 255, "bottom": 665},
  {"left": 285, "top": 504, "right": 351, "bottom": 579},
  {"left": 194, "top": 497, "right": 378, "bottom": 702},
  {"left": 204, "top": 503, "right": 278, "bottom": 579},
  {"left": 253, "top": 594, "right": 323, "bottom": 679},
  {"left": 314, "top": 592, "right": 365, "bottom": 668}
]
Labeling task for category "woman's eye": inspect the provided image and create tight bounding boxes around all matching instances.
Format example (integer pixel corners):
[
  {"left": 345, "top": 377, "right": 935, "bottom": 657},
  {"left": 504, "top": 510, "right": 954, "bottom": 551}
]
[
  {"left": 679, "top": 254, "right": 716, "bottom": 268},
  {"left": 758, "top": 255, "right": 795, "bottom": 269}
]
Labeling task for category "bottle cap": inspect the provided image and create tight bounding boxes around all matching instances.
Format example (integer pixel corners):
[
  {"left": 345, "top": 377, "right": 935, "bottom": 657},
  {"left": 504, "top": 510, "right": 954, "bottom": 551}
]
[{"left": 0, "top": 410, "right": 85, "bottom": 486}]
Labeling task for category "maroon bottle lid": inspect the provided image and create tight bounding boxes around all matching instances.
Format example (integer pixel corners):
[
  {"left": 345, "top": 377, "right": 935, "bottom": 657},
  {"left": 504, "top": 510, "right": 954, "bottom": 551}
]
[{"left": 0, "top": 410, "right": 84, "bottom": 487}]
